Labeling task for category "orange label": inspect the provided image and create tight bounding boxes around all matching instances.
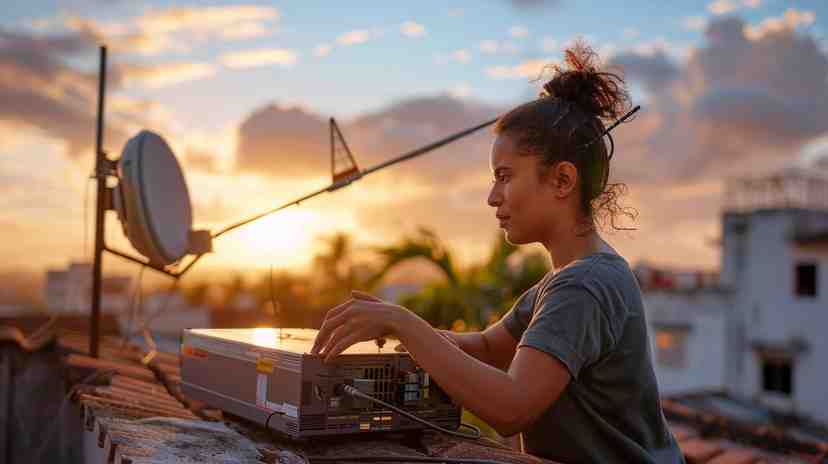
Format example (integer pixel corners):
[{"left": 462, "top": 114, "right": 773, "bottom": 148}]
[{"left": 181, "top": 345, "right": 208, "bottom": 359}]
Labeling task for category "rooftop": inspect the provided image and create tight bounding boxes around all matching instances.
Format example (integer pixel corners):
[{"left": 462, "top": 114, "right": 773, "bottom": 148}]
[{"left": 2, "top": 319, "right": 827, "bottom": 463}]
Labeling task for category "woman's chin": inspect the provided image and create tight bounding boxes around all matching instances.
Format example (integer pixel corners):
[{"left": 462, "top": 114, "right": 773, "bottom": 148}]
[{"left": 503, "top": 229, "right": 526, "bottom": 245}]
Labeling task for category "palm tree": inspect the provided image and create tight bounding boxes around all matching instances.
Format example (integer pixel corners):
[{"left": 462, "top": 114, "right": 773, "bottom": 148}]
[
  {"left": 371, "top": 228, "right": 549, "bottom": 329},
  {"left": 311, "top": 232, "right": 374, "bottom": 310}
]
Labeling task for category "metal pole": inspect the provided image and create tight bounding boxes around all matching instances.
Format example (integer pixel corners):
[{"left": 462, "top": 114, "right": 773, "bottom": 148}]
[{"left": 90, "top": 46, "right": 107, "bottom": 358}]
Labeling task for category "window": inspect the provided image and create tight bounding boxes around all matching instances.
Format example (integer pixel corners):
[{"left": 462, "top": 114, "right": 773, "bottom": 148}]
[
  {"left": 794, "top": 263, "right": 818, "bottom": 297},
  {"left": 655, "top": 328, "right": 688, "bottom": 368},
  {"left": 762, "top": 359, "right": 793, "bottom": 395}
]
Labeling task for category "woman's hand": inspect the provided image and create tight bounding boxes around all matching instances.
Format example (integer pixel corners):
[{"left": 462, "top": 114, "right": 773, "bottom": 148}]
[{"left": 310, "top": 290, "right": 409, "bottom": 362}]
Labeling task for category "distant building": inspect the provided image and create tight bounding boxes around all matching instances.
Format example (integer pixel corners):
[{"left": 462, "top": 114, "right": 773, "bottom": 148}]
[
  {"left": 44, "top": 262, "right": 132, "bottom": 313},
  {"left": 640, "top": 170, "right": 828, "bottom": 423}
]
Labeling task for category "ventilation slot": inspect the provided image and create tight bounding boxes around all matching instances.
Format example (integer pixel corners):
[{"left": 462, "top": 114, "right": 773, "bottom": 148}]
[
  {"left": 285, "top": 422, "right": 298, "bottom": 435},
  {"left": 363, "top": 364, "right": 395, "bottom": 403},
  {"left": 300, "top": 414, "right": 326, "bottom": 431}
]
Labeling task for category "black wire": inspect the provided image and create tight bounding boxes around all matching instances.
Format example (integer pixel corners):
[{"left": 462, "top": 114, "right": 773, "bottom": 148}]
[{"left": 265, "top": 409, "right": 284, "bottom": 431}]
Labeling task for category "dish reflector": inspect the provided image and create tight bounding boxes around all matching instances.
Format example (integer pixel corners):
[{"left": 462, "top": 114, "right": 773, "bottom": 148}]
[{"left": 117, "top": 130, "right": 193, "bottom": 266}]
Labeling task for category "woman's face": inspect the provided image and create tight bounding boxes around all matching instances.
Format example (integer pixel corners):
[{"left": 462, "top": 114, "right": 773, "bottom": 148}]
[{"left": 488, "top": 133, "right": 567, "bottom": 245}]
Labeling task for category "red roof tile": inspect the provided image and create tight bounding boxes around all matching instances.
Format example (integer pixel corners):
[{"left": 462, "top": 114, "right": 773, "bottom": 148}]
[
  {"left": 680, "top": 438, "right": 725, "bottom": 464},
  {"left": 33, "top": 327, "right": 827, "bottom": 464},
  {"left": 706, "top": 448, "right": 761, "bottom": 464}
]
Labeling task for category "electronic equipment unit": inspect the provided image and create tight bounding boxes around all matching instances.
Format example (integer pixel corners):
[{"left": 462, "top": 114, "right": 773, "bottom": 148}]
[{"left": 180, "top": 328, "right": 461, "bottom": 438}]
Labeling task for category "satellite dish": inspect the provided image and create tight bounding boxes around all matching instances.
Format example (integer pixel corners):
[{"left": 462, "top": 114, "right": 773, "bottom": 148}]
[{"left": 115, "top": 130, "right": 194, "bottom": 267}]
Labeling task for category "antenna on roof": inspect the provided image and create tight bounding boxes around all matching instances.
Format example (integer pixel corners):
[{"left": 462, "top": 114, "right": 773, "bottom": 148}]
[
  {"left": 87, "top": 46, "right": 502, "bottom": 357},
  {"left": 330, "top": 118, "right": 361, "bottom": 187}
]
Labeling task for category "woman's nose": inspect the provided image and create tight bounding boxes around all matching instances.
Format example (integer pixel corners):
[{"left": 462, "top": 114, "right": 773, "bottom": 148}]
[{"left": 488, "top": 184, "right": 502, "bottom": 207}]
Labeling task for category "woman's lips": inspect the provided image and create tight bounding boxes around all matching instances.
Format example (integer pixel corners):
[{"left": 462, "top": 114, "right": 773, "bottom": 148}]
[{"left": 497, "top": 216, "right": 510, "bottom": 228}]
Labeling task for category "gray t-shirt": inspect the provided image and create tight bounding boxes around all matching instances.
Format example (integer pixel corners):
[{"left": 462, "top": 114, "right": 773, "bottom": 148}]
[{"left": 501, "top": 252, "right": 685, "bottom": 463}]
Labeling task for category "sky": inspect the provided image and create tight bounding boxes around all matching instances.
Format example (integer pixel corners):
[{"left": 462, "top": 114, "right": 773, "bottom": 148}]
[{"left": 2, "top": 0, "right": 828, "bottom": 283}]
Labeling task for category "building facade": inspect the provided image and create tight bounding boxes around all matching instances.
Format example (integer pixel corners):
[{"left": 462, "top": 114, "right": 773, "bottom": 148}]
[
  {"left": 641, "top": 171, "right": 828, "bottom": 423},
  {"left": 45, "top": 262, "right": 132, "bottom": 313}
]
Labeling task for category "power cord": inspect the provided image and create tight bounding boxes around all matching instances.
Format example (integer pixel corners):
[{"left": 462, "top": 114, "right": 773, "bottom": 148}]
[{"left": 262, "top": 385, "right": 511, "bottom": 464}]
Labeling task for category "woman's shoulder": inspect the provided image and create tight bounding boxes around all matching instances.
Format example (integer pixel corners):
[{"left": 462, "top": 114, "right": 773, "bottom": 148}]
[{"left": 549, "top": 252, "right": 632, "bottom": 289}]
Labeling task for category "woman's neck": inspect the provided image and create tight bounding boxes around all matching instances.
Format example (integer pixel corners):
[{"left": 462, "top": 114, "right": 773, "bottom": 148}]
[{"left": 543, "top": 226, "right": 611, "bottom": 273}]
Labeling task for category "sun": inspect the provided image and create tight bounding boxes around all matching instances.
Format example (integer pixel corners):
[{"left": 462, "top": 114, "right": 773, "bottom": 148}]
[{"left": 215, "top": 208, "right": 327, "bottom": 270}]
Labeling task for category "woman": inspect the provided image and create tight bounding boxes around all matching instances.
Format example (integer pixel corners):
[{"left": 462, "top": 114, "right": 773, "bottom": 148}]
[{"left": 310, "top": 42, "right": 685, "bottom": 463}]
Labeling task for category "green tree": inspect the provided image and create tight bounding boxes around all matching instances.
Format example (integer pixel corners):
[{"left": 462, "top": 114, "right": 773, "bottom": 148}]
[{"left": 372, "top": 228, "right": 549, "bottom": 329}]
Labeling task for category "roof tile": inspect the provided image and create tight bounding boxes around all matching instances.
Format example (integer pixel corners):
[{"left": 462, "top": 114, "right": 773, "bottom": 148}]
[
  {"left": 679, "top": 438, "right": 725, "bottom": 464},
  {"left": 706, "top": 448, "right": 761, "bottom": 464}
]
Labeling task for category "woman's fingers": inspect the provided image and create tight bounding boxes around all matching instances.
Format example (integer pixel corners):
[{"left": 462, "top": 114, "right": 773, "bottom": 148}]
[
  {"left": 316, "top": 324, "right": 346, "bottom": 357},
  {"left": 312, "top": 307, "right": 352, "bottom": 354},
  {"left": 323, "top": 328, "right": 368, "bottom": 363}
]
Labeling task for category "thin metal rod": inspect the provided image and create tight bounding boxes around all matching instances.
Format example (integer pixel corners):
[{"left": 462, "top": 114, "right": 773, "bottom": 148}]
[
  {"left": 213, "top": 117, "right": 498, "bottom": 239},
  {"left": 90, "top": 46, "right": 107, "bottom": 358},
  {"left": 104, "top": 246, "right": 169, "bottom": 274},
  {"left": 362, "top": 117, "right": 497, "bottom": 176}
]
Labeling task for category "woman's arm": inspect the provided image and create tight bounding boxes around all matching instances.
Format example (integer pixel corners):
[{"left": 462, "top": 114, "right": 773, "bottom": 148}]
[
  {"left": 390, "top": 310, "right": 571, "bottom": 437},
  {"left": 311, "top": 293, "right": 571, "bottom": 437},
  {"left": 450, "top": 323, "right": 519, "bottom": 371}
]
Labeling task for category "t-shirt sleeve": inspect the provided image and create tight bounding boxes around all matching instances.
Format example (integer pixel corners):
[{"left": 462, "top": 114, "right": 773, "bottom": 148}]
[
  {"left": 500, "top": 284, "right": 539, "bottom": 341},
  {"left": 518, "top": 284, "right": 615, "bottom": 380}
]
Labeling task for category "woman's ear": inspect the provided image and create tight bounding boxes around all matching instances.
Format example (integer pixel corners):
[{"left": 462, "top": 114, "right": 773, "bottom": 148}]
[{"left": 551, "top": 161, "right": 578, "bottom": 197}]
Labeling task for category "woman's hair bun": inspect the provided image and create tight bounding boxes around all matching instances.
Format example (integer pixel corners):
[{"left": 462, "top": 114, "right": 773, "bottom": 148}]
[{"left": 541, "top": 40, "right": 629, "bottom": 120}]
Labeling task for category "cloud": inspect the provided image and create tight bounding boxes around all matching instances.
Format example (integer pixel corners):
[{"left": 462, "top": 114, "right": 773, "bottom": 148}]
[
  {"left": 449, "top": 83, "right": 472, "bottom": 99},
  {"left": 451, "top": 49, "right": 471, "bottom": 63},
  {"left": 708, "top": 0, "right": 764, "bottom": 16},
  {"left": 623, "top": 28, "right": 640, "bottom": 40},
  {"left": 118, "top": 62, "right": 217, "bottom": 88},
  {"left": 219, "top": 48, "right": 298, "bottom": 69},
  {"left": 136, "top": 5, "right": 278, "bottom": 37},
  {"left": 314, "top": 44, "right": 332, "bottom": 57},
  {"left": 507, "top": 0, "right": 560, "bottom": 9},
  {"left": 480, "top": 40, "right": 499, "bottom": 54},
  {"left": 683, "top": 16, "right": 708, "bottom": 31},
  {"left": 608, "top": 51, "right": 681, "bottom": 92},
  {"left": 235, "top": 104, "right": 329, "bottom": 177},
  {"left": 744, "top": 9, "right": 816, "bottom": 40},
  {"left": 337, "top": 29, "right": 375, "bottom": 46},
  {"left": 609, "top": 16, "right": 828, "bottom": 182},
  {"left": 0, "top": 27, "right": 128, "bottom": 158},
  {"left": 435, "top": 49, "right": 472, "bottom": 65},
  {"left": 63, "top": 5, "right": 280, "bottom": 56},
  {"left": 479, "top": 40, "right": 520, "bottom": 55},
  {"left": 509, "top": 26, "right": 529, "bottom": 39},
  {"left": 708, "top": 0, "right": 738, "bottom": 15},
  {"left": 485, "top": 59, "right": 549, "bottom": 79},
  {"left": 539, "top": 37, "right": 558, "bottom": 53},
  {"left": 236, "top": 95, "right": 501, "bottom": 185},
  {"left": 401, "top": 21, "right": 426, "bottom": 38}
]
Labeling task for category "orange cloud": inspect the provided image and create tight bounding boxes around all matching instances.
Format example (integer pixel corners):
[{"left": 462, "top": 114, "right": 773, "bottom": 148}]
[
  {"left": 219, "top": 48, "right": 298, "bottom": 69},
  {"left": 118, "top": 62, "right": 217, "bottom": 88}
]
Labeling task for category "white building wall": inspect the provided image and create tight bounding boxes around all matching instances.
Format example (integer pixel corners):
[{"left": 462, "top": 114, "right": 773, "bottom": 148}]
[
  {"left": 722, "top": 209, "right": 828, "bottom": 423},
  {"left": 643, "top": 291, "right": 729, "bottom": 394}
]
